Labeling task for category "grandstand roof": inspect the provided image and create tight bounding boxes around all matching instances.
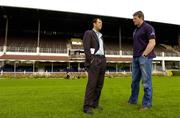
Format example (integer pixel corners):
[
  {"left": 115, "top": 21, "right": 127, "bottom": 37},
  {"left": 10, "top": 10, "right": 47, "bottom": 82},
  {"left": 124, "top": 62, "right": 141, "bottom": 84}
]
[{"left": 1, "top": 0, "right": 180, "bottom": 25}]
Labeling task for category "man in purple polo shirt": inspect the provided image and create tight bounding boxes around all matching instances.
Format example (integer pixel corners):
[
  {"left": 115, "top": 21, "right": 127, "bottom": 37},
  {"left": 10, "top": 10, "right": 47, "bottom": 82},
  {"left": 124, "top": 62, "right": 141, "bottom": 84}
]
[{"left": 128, "top": 11, "right": 156, "bottom": 111}]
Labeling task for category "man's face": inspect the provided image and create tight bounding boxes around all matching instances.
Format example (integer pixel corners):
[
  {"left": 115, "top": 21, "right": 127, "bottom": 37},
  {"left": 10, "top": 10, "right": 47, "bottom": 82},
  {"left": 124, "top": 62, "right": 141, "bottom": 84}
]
[
  {"left": 133, "top": 16, "right": 142, "bottom": 26},
  {"left": 93, "top": 19, "right": 102, "bottom": 31}
]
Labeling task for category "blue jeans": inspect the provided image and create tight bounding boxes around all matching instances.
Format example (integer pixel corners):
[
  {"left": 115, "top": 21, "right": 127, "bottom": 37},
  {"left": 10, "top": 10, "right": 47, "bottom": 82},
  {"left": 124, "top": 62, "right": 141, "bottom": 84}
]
[{"left": 128, "top": 56, "right": 153, "bottom": 107}]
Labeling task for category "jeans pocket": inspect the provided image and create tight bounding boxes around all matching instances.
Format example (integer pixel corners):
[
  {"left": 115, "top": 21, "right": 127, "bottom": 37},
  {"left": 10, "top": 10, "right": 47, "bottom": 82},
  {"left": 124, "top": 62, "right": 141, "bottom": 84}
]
[
  {"left": 140, "top": 56, "right": 147, "bottom": 65},
  {"left": 141, "top": 55, "right": 147, "bottom": 59}
]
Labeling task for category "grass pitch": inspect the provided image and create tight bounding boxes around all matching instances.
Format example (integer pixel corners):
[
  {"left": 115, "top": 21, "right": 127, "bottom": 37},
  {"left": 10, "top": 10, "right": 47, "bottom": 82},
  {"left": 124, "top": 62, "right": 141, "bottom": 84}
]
[{"left": 0, "top": 76, "right": 180, "bottom": 118}]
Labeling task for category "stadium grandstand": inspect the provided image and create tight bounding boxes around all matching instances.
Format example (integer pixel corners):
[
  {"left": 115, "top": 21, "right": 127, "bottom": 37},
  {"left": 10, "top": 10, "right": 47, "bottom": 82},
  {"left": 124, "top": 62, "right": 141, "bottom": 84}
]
[{"left": 0, "top": 5, "right": 180, "bottom": 76}]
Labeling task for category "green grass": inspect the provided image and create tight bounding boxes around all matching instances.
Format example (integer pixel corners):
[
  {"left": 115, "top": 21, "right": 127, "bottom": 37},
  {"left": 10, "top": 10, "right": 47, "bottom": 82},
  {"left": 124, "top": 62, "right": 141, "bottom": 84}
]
[{"left": 0, "top": 76, "right": 180, "bottom": 118}]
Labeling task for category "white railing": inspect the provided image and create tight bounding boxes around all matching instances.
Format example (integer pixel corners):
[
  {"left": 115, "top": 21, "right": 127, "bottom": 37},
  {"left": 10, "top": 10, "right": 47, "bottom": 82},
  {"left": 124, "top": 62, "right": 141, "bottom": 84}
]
[
  {"left": 2, "top": 47, "right": 67, "bottom": 54},
  {"left": 164, "top": 52, "right": 179, "bottom": 57},
  {"left": 105, "top": 50, "right": 120, "bottom": 55},
  {"left": 6, "top": 46, "right": 36, "bottom": 52},
  {"left": 122, "top": 51, "right": 133, "bottom": 56},
  {"left": 0, "top": 47, "right": 179, "bottom": 58},
  {"left": 39, "top": 48, "right": 67, "bottom": 53}
]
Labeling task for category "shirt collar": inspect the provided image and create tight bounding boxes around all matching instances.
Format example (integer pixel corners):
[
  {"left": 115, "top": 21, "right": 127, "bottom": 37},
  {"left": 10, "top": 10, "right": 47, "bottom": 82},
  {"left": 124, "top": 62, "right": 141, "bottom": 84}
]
[
  {"left": 137, "top": 21, "right": 145, "bottom": 29},
  {"left": 93, "top": 28, "right": 102, "bottom": 37}
]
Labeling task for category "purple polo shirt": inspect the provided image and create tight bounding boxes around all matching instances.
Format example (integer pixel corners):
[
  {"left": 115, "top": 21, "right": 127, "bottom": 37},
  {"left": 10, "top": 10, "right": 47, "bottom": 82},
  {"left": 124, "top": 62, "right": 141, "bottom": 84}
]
[{"left": 133, "top": 22, "right": 156, "bottom": 58}]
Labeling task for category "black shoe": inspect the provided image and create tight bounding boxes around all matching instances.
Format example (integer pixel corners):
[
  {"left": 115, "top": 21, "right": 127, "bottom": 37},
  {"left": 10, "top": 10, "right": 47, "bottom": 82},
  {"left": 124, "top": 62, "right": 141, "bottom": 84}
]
[
  {"left": 93, "top": 106, "right": 103, "bottom": 111},
  {"left": 83, "top": 108, "right": 93, "bottom": 115}
]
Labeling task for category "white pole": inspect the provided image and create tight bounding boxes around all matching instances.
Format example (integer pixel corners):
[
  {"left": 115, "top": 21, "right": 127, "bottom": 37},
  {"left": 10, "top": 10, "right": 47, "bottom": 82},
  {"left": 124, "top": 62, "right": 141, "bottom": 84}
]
[
  {"left": 3, "top": 17, "right": 8, "bottom": 54},
  {"left": 37, "top": 19, "right": 40, "bottom": 54}
]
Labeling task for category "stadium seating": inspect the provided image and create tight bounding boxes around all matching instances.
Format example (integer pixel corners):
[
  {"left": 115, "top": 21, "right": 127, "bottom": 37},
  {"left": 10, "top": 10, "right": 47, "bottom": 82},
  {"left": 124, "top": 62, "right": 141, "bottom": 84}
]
[
  {"left": 104, "top": 42, "right": 120, "bottom": 55},
  {"left": 173, "top": 45, "right": 180, "bottom": 53},
  {"left": 4, "top": 37, "right": 68, "bottom": 53},
  {"left": 6, "top": 37, "right": 37, "bottom": 52},
  {"left": 0, "top": 37, "right": 4, "bottom": 52},
  {"left": 71, "top": 44, "right": 83, "bottom": 50},
  {"left": 1, "top": 35, "right": 179, "bottom": 57},
  {"left": 157, "top": 44, "right": 179, "bottom": 57},
  {"left": 39, "top": 37, "right": 68, "bottom": 53},
  {"left": 104, "top": 41, "right": 134, "bottom": 55},
  {"left": 121, "top": 43, "right": 133, "bottom": 55}
]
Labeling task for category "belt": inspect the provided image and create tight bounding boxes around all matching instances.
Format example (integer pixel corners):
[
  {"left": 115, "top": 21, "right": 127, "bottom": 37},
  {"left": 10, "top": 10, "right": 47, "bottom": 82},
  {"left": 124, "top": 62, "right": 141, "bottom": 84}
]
[{"left": 94, "top": 55, "right": 105, "bottom": 58}]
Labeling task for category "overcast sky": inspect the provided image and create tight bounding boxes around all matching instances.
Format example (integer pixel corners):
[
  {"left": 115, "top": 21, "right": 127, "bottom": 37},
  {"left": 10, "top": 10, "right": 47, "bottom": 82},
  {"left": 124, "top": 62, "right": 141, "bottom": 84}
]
[{"left": 1, "top": 0, "right": 180, "bottom": 25}]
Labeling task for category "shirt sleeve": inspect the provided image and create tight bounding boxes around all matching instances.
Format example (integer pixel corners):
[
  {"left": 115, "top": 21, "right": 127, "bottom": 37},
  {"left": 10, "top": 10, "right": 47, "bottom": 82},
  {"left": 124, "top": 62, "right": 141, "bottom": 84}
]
[{"left": 146, "top": 25, "right": 156, "bottom": 40}]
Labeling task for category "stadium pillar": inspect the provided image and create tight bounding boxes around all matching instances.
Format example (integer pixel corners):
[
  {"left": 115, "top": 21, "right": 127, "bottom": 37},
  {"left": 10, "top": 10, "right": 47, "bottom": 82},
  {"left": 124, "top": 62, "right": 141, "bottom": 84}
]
[
  {"left": 14, "top": 61, "right": 16, "bottom": 73},
  {"left": 67, "top": 62, "right": 70, "bottom": 71},
  {"left": 153, "top": 63, "right": 157, "bottom": 72},
  {"left": 162, "top": 60, "right": 166, "bottom": 71},
  {"left": 119, "top": 25, "right": 122, "bottom": 51},
  {"left": 130, "top": 63, "right": 132, "bottom": 72},
  {"left": 119, "top": 50, "right": 122, "bottom": 56},
  {"left": 78, "top": 63, "right": 80, "bottom": 72},
  {"left": 0, "top": 61, "right": 4, "bottom": 71},
  {"left": 51, "top": 62, "right": 54, "bottom": 72},
  {"left": 33, "top": 61, "right": 35, "bottom": 73},
  {"left": 37, "top": 20, "right": 40, "bottom": 54},
  {"left": 116, "top": 63, "right": 118, "bottom": 72},
  {"left": 162, "top": 52, "right": 166, "bottom": 71},
  {"left": 3, "top": 17, "right": 8, "bottom": 54},
  {"left": 178, "top": 31, "right": 180, "bottom": 48},
  {"left": 0, "top": 61, "right": 4, "bottom": 74}
]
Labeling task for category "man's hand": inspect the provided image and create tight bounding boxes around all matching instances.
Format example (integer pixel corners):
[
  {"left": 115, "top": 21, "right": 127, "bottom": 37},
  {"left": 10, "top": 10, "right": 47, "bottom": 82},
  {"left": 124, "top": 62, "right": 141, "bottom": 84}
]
[{"left": 142, "top": 39, "right": 156, "bottom": 56}]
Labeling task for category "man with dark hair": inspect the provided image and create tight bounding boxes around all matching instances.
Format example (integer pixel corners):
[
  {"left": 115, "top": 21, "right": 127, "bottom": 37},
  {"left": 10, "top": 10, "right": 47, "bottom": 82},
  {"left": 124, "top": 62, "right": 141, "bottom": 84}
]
[
  {"left": 133, "top": 11, "right": 144, "bottom": 20},
  {"left": 128, "top": 11, "right": 156, "bottom": 111},
  {"left": 83, "top": 18, "right": 106, "bottom": 115}
]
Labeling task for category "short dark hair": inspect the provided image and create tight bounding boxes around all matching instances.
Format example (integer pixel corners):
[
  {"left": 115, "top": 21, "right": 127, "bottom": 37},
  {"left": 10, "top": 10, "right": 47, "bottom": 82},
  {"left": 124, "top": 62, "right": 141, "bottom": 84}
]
[
  {"left": 92, "top": 18, "right": 102, "bottom": 24},
  {"left": 133, "top": 11, "right": 144, "bottom": 20}
]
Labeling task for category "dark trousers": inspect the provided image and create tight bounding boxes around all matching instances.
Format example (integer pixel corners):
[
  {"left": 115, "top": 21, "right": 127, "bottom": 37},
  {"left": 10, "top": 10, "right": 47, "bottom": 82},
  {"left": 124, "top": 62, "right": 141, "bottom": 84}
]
[{"left": 83, "top": 55, "right": 106, "bottom": 110}]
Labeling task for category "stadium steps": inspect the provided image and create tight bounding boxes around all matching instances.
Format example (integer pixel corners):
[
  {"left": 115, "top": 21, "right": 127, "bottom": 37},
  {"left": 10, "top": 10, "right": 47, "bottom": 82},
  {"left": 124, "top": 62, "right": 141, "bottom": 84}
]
[{"left": 160, "top": 44, "right": 180, "bottom": 55}]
